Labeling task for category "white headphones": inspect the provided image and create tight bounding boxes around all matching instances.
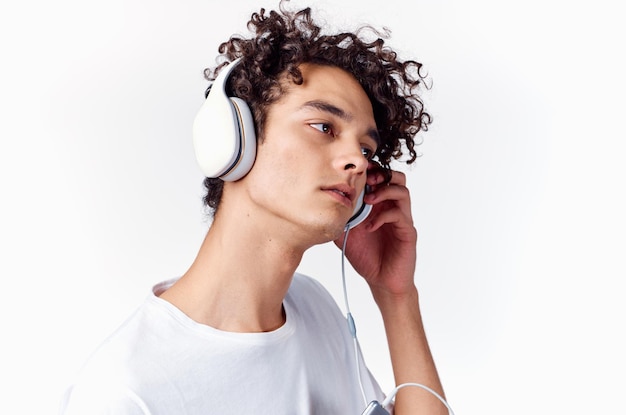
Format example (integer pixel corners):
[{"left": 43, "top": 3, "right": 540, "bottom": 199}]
[{"left": 192, "top": 57, "right": 371, "bottom": 229}]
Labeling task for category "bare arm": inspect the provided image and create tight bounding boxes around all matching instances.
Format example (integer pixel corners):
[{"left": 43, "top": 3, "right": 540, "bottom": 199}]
[{"left": 373, "top": 286, "right": 445, "bottom": 414}]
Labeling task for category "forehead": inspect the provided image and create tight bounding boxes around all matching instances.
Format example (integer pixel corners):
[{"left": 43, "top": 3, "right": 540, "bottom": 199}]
[{"left": 276, "top": 63, "right": 375, "bottom": 120}]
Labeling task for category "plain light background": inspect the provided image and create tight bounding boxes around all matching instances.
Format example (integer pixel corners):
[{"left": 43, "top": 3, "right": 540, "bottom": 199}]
[{"left": 1, "top": 0, "right": 624, "bottom": 413}]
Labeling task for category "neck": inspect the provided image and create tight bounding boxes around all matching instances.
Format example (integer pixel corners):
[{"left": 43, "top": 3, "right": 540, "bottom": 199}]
[{"left": 159, "top": 203, "right": 309, "bottom": 333}]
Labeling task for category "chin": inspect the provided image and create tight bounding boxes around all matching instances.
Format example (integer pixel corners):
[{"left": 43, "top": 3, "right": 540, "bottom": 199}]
[{"left": 305, "top": 217, "right": 348, "bottom": 244}]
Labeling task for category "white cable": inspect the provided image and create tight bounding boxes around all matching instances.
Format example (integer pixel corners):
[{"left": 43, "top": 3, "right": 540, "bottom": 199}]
[
  {"left": 341, "top": 226, "right": 455, "bottom": 415},
  {"left": 351, "top": 336, "right": 367, "bottom": 406},
  {"left": 381, "top": 382, "right": 455, "bottom": 415},
  {"left": 340, "top": 225, "right": 352, "bottom": 316},
  {"left": 340, "top": 225, "right": 368, "bottom": 406}
]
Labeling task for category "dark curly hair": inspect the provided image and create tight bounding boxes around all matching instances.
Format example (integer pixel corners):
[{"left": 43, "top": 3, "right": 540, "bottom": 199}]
[{"left": 202, "top": 1, "right": 431, "bottom": 214}]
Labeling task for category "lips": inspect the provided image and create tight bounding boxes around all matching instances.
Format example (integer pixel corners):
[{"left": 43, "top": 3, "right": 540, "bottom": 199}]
[{"left": 321, "top": 184, "right": 356, "bottom": 208}]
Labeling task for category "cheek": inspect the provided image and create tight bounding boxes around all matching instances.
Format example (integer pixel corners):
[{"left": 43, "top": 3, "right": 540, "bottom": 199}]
[
  {"left": 251, "top": 139, "right": 304, "bottom": 189},
  {"left": 261, "top": 133, "right": 310, "bottom": 169}
]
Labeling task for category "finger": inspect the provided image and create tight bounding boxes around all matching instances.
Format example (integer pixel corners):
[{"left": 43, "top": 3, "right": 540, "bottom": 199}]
[
  {"left": 366, "top": 162, "right": 390, "bottom": 186},
  {"left": 387, "top": 169, "right": 406, "bottom": 186},
  {"left": 365, "top": 183, "right": 412, "bottom": 217},
  {"left": 366, "top": 205, "right": 414, "bottom": 233},
  {"left": 367, "top": 167, "right": 406, "bottom": 189}
]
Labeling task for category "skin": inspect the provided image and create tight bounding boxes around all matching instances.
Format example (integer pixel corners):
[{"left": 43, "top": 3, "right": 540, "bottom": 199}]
[{"left": 159, "top": 63, "right": 446, "bottom": 414}]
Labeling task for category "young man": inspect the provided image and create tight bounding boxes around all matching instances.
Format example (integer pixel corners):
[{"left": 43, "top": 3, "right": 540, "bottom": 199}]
[{"left": 60, "top": 3, "right": 447, "bottom": 414}]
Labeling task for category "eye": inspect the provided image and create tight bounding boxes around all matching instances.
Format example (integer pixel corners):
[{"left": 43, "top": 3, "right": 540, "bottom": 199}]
[
  {"left": 361, "top": 146, "right": 375, "bottom": 160},
  {"left": 310, "top": 122, "right": 334, "bottom": 136}
]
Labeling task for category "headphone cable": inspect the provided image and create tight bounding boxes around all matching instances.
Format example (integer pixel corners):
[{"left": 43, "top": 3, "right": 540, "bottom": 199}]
[
  {"left": 340, "top": 224, "right": 456, "bottom": 414},
  {"left": 341, "top": 224, "right": 368, "bottom": 406}
]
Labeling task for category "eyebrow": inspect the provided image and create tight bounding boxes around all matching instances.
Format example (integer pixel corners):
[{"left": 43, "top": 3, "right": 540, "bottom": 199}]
[{"left": 300, "top": 100, "right": 381, "bottom": 146}]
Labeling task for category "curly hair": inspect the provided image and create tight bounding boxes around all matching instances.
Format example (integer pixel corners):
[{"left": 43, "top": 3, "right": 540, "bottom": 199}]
[{"left": 202, "top": 1, "right": 431, "bottom": 214}]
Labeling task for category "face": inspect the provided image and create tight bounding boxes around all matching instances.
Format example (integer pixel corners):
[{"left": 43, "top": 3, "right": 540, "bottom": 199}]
[{"left": 234, "top": 64, "right": 379, "bottom": 242}]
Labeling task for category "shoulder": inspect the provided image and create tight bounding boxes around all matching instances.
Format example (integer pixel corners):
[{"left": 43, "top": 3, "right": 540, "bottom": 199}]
[
  {"left": 60, "top": 295, "right": 185, "bottom": 414},
  {"left": 288, "top": 272, "right": 336, "bottom": 305},
  {"left": 60, "top": 383, "right": 151, "bottom": 415},
  {"left": 65, "top": 296, "right": 175, "bottom": 387},
  {"left": 286, "top": 273, "right": 347, "bottom": 328}
]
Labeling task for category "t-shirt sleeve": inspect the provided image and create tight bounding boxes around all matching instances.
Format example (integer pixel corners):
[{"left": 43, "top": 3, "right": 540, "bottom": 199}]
[{"left": 59, "top": 383, "right": 152, "bottom": 415}]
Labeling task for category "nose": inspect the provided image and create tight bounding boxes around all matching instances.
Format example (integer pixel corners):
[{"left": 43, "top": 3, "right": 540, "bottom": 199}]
[{"left": 333, "top": 141, "right": 368, "bottom": 176}]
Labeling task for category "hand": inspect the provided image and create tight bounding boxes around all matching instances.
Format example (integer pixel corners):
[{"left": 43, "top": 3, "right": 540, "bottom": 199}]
[{"left": 334, "top": 162, "right": 418, "bottom": 297}]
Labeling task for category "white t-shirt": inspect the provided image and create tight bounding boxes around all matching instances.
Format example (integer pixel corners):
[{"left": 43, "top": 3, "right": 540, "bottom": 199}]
[{"left": 59, "top": 273, "right": 386, "bottom": 414}]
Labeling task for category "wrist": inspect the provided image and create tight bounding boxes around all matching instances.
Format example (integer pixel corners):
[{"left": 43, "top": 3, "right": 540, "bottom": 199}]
[{"left": 371, "top": 284, "right": 420, "bottom": 316}]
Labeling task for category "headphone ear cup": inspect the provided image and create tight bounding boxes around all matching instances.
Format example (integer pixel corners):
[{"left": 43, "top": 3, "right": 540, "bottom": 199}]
[
  {"left": 192, "top": 58, "right": 256, "bottom": 181},
  {"left": 220, "top": 97, "right": 256, "bottom": 181},
  {"left": 346, "top": 188, "right": 372, "bottom": 229}
]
